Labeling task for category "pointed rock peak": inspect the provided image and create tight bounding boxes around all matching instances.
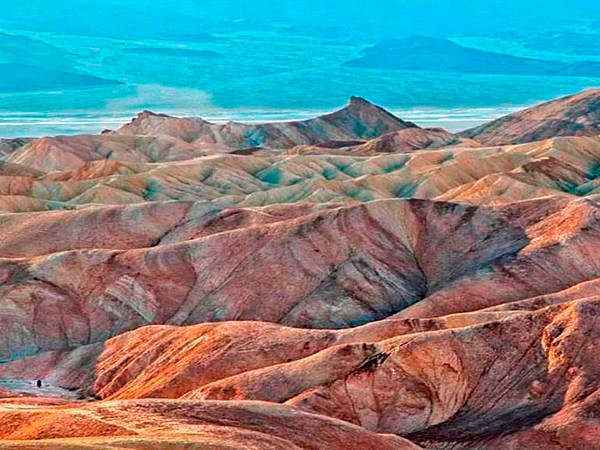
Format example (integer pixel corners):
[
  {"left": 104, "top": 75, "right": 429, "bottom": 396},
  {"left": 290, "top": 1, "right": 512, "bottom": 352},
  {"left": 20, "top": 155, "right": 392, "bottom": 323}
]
[
  {"left": 323, "top": 96, "right": 419, "bottom": 135},
  {"left": 349, "top": 96, "right": 374, "bottom": 106}
]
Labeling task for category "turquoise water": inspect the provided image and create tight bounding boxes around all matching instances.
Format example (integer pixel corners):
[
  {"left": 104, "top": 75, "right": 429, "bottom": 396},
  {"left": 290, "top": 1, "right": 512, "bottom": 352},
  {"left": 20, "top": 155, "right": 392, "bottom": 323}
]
[{"left": 0, "top": 28, "right": 598, "bottom": 137}]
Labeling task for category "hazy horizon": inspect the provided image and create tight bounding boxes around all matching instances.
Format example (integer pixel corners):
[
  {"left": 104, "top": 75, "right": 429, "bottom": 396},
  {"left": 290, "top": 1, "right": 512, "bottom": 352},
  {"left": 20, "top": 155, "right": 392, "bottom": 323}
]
[{"left": 0, "top": 0, "right": 598, "bottom": 137}]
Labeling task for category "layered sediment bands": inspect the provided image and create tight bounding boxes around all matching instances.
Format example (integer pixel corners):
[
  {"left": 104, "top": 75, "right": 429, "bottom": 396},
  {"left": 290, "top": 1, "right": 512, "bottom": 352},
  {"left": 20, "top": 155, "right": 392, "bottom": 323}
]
[
  {"left": 0, "top": 400, "right": 421, "bottom": 449},
  {"left": 2, "top": 287, "right": 593, "bottom": 448},
  {"left": 287, "top": 298, "right": 600, "bottom": 448},
  {"left": 461, "top": 88, "right": 600, "bottom": 145},
  {"left": 181, "top": 299, "right": 599, "bottom": 449},
  {"left": 0, "top": 90, "right": 599, "bottom": 449},
  {"left": 3, "top": 134, "right": 210, "bottom": 172},
  {"left": 0, "top": 201, "right": 204, "bottom": 257},
  {"left": 93, "top": 313, "right": 499, "bottom": 401},
  {"left": 0, "top": 311, "right": 505, "bottom": 398},
  {"left": 0, "top": 344, "right": 103, "bottom": 390},
  {"left": 113, "top": 96, "right": 417, "bottom": 148},
  {"left": 2, "top": 196, "right": 598, "bottom": 362},
  {"left": 288, "top": 128, "right": 480, "bottom": 156},
  {"left": 484, "top": 389, "right": 600, "bottom": 449},
  {"left": 0, "top": 135, "right": 597, "bottom": 213},
  {"left": 0, "top": 388, "right": 16, "bottom": 398}
]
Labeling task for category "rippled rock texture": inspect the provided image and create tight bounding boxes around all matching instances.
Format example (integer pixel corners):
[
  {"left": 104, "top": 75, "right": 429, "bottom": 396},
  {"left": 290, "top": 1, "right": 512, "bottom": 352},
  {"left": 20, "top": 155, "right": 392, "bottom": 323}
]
[{"left": 0, "top": 91, "right": 598, "bottom": 449}]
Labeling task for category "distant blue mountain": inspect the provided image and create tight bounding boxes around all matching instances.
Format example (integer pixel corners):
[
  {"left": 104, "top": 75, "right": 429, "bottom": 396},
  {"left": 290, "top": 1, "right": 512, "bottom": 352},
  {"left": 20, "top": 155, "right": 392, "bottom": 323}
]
[
  {"left": 0, "top": 33, "right": 71, "bottom": 69},
  {"left": 0, "top": 32, "right": 122, "bottom": 93},
  {"left": 0, "top": 63, "right": 121, "bottom": 93},
  {"left": 344, "top": 36, "right": 600, "bottom": 77}
]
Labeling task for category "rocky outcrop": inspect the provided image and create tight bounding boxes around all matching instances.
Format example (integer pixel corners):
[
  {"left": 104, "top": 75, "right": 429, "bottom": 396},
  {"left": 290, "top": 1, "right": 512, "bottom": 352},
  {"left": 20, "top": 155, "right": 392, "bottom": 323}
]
[
  {"left": 114, "top": 97, "right": 417, "bottom": 148},
  {"left": 0, "top": 91, "right": 599, "bottom": 449},
  {"left": 288, "top": 127, "right": 477, "bottom": 156},
  {"left": 461, "top": 88, "right": 600, "bottom": 145},
  {"left": 0, "top": 134, "right": 596, "bottom": 213},
  {"left": 1, "top": 283, "right": 595, "bottom": 448},
  {"left": 0, "top": 138, "right": 32, "bottom": 157},
  {"left": 0, "top": 196, "right": 598, "bottom": 362},
  {"left": 89, "top": 296, "right": 599, "bottom": 450},
  {"left": 286, "top": 298, "right": 600, "bottom": 446},
  {"left": 3, "top": 134, "right": 212, "bottom": 172}
]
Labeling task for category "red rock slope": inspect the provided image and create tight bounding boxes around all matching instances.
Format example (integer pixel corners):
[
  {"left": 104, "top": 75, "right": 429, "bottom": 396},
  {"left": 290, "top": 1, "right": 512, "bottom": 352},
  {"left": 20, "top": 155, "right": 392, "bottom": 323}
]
[
  {"left": 113, "top": 96, "right": 418, "bottom": 148},
  {"left": 461, "top": 88, "right": 600, "bottom": 145},
  {"left": 0, "top": 91, "right": 598, "bottom": 449}
]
